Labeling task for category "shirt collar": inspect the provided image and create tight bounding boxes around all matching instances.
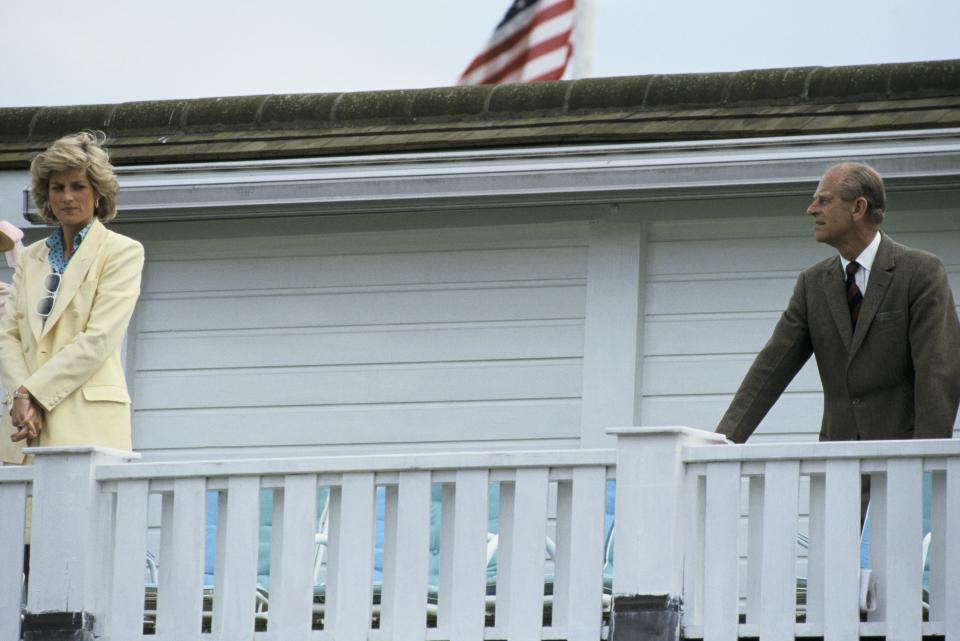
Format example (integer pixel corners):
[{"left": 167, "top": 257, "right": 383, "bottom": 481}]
[
  {"left": 839, "top": 230, "right": 881, "bottom": 274},
  {"left": 45, "top": 222, "right": 94, "bottom": 274}
]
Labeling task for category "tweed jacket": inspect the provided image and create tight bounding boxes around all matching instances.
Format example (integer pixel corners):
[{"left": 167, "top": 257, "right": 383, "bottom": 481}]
[
  {"left": 718, "top": 233, "right": 960, "bottom": 443},
  {"left": 0, "top": 219, "right": 144, "bottom": 463}
]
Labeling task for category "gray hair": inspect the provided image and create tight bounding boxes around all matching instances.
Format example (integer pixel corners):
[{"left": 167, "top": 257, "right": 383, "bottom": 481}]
[{"left": 830, "top": 162, "right": 886, "bottom": 225}]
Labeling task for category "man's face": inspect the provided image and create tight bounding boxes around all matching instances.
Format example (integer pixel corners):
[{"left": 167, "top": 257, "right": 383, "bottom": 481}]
[{"left": 807, "top": 168, "right": 858, "bottom": 248}]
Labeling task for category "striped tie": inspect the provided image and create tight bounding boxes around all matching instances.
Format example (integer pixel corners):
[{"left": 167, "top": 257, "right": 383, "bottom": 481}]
[{"left": 845, "top": 261, "right": 863, "bottom": 327}]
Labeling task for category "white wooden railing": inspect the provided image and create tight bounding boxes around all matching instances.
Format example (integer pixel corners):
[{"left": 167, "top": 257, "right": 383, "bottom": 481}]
[
  {"left": 682, "top": 439, "right": 960, "bottom": 641},
  {"left": 1, "top": 429, "right": 958, "bottom": 641}
]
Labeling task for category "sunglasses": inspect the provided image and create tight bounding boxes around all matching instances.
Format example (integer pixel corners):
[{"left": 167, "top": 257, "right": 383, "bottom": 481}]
[{"left": 37, "top": 272, "right": 61, "bottom": 317}]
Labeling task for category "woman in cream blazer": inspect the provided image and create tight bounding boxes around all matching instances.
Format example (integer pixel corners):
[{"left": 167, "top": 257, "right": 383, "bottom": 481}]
[{"left": 0, "top": 131, "right": 144, "bottom": 464}]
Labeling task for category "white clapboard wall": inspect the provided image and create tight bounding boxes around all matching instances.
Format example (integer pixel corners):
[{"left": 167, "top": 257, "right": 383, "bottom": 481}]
[
  {"left": 640, "top": 192, "right": 960, "bottom": 442},
  {"left": 128, "top": 217, "right": 590, "bottom": 459}
]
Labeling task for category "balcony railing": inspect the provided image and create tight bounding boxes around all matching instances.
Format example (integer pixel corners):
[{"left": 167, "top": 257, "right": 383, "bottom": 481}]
[{"left": 1, "top": 428, "right": 956, "bottom": 641}]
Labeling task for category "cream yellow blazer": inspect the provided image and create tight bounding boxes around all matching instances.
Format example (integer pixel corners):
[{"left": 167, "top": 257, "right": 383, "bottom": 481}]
[{"left": 0, "top": 219, "right": 144, "bottom": 464}]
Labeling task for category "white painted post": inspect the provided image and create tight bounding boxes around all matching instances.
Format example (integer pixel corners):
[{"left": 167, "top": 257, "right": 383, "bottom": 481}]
[
  {"left": 23, "top": 446, "right": 139, "bottom": 636},
  {"left": 505, "top": 468, "right": 549, "bottom": 641},
  {"left": 822, "top": 460, "right": 861, "bottom": 641},
  {"left": 607, "top": 426, "right": 728, "bottom": 641},
  {"left": 552, "top": 466, "right": 606, "bottom": 641},
  {"left": 383, "top": 471, "right": 432, "bottom": 641},
  {"left": 946, "top": 458, "right": 960, "bottom": 640},
  {"left": 448, "top": 470, "right": 489, "bottom": 641},
  {"left": 0, "top": 477, "right": 27, "bottom": 641},
  {"left": 883, "top": 459, "right": 924, "bottom": 641},
  {"left": 758, "top": 461, "right": 800, "bottom": 641},
  {"left": 580, "top": 218, "right": 647, "bottom": 447},
  {"left": 703, "top": 462, "right": 741, "bottom": 641},
  {"left": 608, "top": 427, "right": 726, "bottom": 596}
]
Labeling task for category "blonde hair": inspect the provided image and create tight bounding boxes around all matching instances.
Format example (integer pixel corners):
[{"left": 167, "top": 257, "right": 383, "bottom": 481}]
[{"left": 31, "top": 131, "right": 120, "bottom": 224}]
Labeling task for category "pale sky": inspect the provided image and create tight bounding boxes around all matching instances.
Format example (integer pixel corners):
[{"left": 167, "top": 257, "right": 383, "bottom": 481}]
[{"left": 1, "top": 0, "right": 959, "bottom": 108}]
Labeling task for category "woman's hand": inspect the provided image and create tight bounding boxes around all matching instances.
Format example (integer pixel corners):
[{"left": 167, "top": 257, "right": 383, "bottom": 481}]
[{"left": 10, "top": 390, "right": 43, "bottom": 442}]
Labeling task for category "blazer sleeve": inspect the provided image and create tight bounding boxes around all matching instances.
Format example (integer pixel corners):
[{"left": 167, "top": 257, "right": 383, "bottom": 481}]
[
  {"left": 0, "top": 252, "right": 34, "bottom": 398},
  {"left": 908, "top": 257, "right": 960, "bottom": 438},
  {"left": 23, "top": 237, "right": 145, "bottom": 411},
  {"left": 716, "top": 272, "right": 815, "bottom": 443}
]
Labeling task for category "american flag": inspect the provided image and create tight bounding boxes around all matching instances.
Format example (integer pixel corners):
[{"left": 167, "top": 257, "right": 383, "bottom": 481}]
[{"left": 459, "top": 0, "right": 575, "bottom": 85}]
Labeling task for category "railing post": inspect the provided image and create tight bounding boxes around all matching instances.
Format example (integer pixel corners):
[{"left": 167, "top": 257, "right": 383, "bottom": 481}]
[
  {"left": 606, "top": 426, "right": 726, "bottom": 641},
  {"left": 22, "top": 446, "right": 139, "bottom": 641}
]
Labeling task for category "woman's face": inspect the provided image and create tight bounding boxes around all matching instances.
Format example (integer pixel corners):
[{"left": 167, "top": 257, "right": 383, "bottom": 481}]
[{"left": 48, "top": 167, "right": 96, "bottom": 229}]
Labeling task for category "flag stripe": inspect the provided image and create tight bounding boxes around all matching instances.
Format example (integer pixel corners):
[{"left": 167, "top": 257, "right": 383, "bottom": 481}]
[
  {"left": 486, "top": 31, "right": 573, "bottom": 84},
  {"left": 464, "top": 0, "right": 574, "bottom": 73},
  {"left": 459, "top": 0, "right": 576, "bottom": 85},
  {"left": 461, "top": 10, "right": 574, "bottom": 84}
]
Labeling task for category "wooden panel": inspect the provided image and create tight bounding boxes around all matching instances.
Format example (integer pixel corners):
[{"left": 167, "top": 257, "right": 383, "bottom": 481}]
[
  {"left": 144, "top": 246, "right": 587, "bottom": 293},
  {"left": 805, "top": 474, "right": 825, "bottom": 624},
  {"left": 137, "top": 321, "right": 584, "bottom": 370},
  {"left": 745, "top": 476, "right": 763, "bottom": 624},
  {"left": 328, "top": 473, "right": 376, "bottom": 641},
  {"left": 212, "top": 476, "right": 260, "bottom": 638},
  {"left": 553, "top": 467, "right": 606, "bottom": 641},
  {"left": 946, "top": 459, "right": 960, "bottom": 640},
  {"left": 495, "top": 481, "right": 516, "bottom": 629},
  {"left": 641, "top": 394, "right": 824, "bottom": 439},
  {"left": 132, "top": 222, "right": 589, "bottom": 456},
  {"left": 448, "top": 470, "right": 489, "bottom": 641},
  {"left": 155, "top": 478, "right": 206, "bottom": 641},
  {"left": 269, "top": 475, "right": 318, "bottom": 638},
  {"left": 703, "top": 462, "right": 740, "bottom": 641},
  {"left": 135, "top": 361, "right": 581, "bottom": 410},
  {"left": 579, "top": 218, "right": 646, "bottom": 446},
  {"left": 759, "top": 461, "right": 800, "bottom": 641},
  {"left": 822, "top": 461, "right": 860, "bottom": 641},
  {"left": 135, "top": 400, "right": 582, "bottom": 450},
  {"left": 436, "top": 484, "right": 456, "bottom": 634},
  {"left": 107, "top": 480, "right": 150, "bottom": 639},
  {"left": 648, "top": 236, "right": 832, "bottom": 275},
  {"left": 381, "top": 472, "right": 432, "bottom": 640},
  {"left": 883, "top": 459, "right": 924, "bottom": 641},
  {"left": 643, "top": 314, "right": 781, "bottom": 356},
  {"left": 504, "top": 468, "right": 549, "bottom": 641},
  {"left": 867, "top": 474, "right": 888, "bottom": 621},
  {"left": 0, "top": 483, "right": 26, "bottom": 641},
  {"left": 683, "top": 473, "right": 706, "bottom": 627},
  {"left": 642, "top": 356, "right": 820, "bottom": 396},
  {"left": 137, "top": 284, "right": 585, "bottom": 332}
]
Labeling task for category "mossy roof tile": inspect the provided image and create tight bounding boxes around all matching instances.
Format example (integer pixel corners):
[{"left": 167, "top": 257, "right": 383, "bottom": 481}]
[{"left": 1, "top": 60, "right": 958, "bottom": 168}]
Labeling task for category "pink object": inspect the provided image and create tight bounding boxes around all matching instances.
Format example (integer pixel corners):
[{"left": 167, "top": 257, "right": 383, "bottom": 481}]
[{"left": 0, "top": 220, "right": 24, "bottom": 268}]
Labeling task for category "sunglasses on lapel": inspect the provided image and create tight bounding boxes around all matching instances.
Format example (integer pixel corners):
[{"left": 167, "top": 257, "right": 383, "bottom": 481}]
[{"left": 37, "top": 272, "right": 61, "bottom": 317}]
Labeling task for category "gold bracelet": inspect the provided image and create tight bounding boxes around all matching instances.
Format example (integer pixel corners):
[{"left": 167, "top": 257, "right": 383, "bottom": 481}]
[{"left": 13, "top": 392, "right": 30, "bottom": 401}]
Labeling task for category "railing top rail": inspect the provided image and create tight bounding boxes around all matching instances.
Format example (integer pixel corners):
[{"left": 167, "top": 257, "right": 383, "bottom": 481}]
[
  {"left": 0, "top": 466, "right": 33, "bottom": 482},
  {"left": 95, "top": 447, "right": 617, "bottom": 482},
  {"left": 682, "top": 437, "right": 960, "bottom": 464}
]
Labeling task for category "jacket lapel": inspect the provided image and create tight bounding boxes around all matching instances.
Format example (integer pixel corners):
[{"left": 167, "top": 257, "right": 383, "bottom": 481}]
[
  {"left": 26, "top": 248, "right": 49, "bottom": 342},
  {"left": 822, "top": 258, "right": 854, "bottom": 350},
  {"left": 848, "top": 234, "right": 895, "bottom": 359},
  {"left": 40, "top": 220, "right": 106, "bottom": 339}
]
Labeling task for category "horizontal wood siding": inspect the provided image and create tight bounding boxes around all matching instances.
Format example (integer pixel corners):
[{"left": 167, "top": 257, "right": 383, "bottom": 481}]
[{"left": 130, "top": 221, "right": 589, "bottom": 456}]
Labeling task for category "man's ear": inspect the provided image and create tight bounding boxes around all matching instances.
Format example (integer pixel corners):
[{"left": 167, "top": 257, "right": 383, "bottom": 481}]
[{"left": 851, "top": 196, "right": 869, "bottom": 221}]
